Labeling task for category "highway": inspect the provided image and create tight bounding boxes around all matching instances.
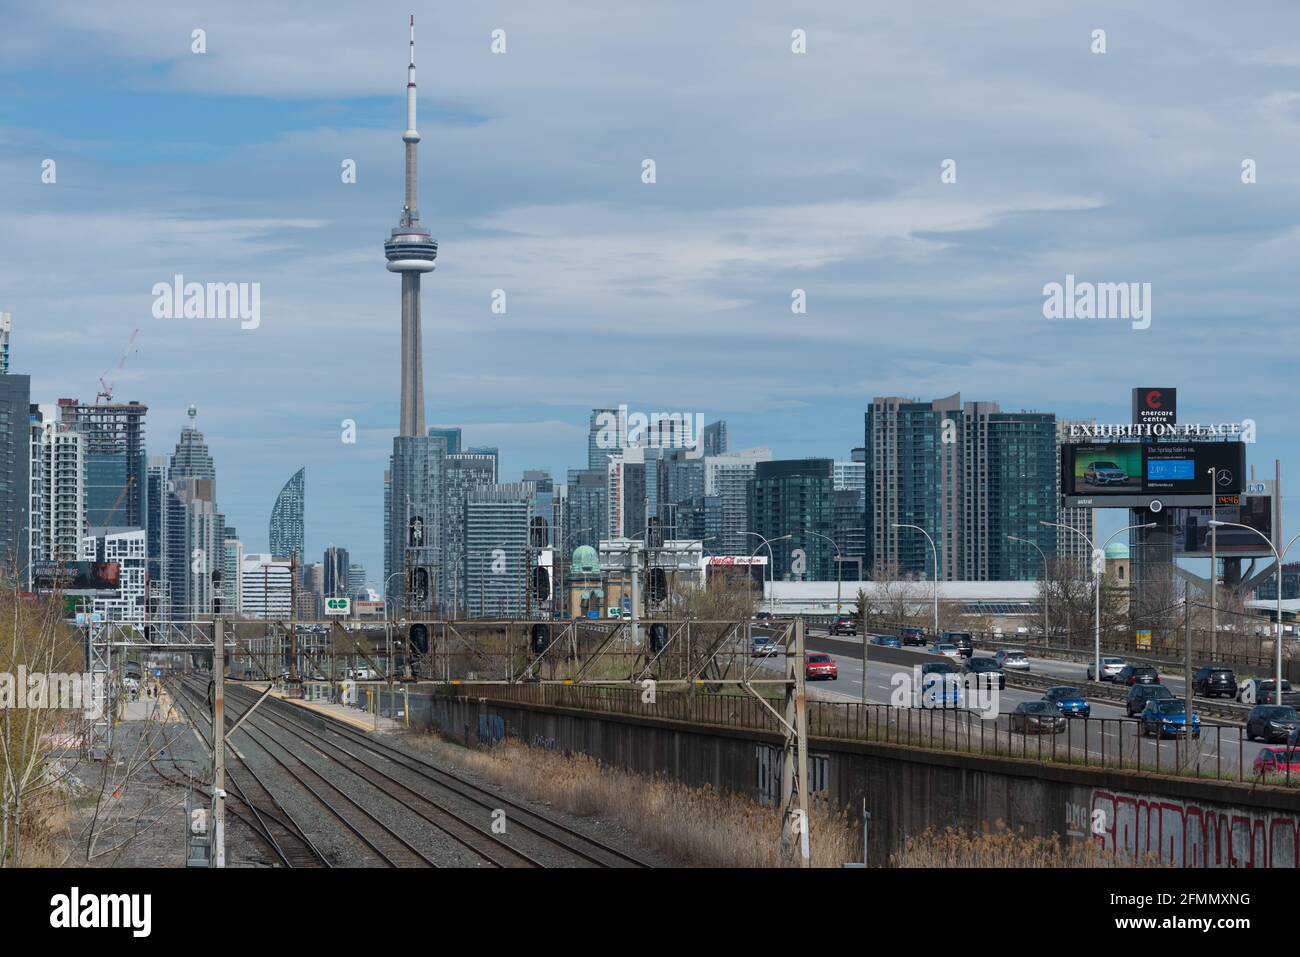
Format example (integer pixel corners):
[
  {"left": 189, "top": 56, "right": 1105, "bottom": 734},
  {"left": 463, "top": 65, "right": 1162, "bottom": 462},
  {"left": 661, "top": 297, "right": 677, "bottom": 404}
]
[{"left": 796, "top": 628, "right": 1288, "bottom": 779}]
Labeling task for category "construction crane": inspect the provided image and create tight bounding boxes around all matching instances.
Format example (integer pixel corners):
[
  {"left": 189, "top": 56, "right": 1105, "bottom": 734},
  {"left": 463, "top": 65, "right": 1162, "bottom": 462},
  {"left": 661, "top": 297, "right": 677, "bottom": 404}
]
[
  {"left": 97, "top": 328, "right": 140, "bottom": 404},
  {"left": 103, "top": 475, "right": 135, "bottom": 527}
]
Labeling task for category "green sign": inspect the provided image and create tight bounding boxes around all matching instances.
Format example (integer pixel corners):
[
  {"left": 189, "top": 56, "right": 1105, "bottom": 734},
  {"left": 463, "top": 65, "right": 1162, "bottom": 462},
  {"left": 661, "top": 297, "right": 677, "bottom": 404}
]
[{"left": 325, "top": 597, "right": 351, "bottom": 615}]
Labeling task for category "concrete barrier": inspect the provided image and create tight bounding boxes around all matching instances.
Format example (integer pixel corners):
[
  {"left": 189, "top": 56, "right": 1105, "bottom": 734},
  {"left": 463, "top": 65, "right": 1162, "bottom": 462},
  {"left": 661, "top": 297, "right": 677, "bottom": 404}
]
[{"left": 414, "top": 685, "right": 1300, "bottom": 867}]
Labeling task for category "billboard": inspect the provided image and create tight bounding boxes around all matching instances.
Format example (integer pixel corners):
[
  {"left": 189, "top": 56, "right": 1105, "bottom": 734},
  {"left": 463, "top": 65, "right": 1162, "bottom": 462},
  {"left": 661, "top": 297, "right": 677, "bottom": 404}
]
[
  {"left": 1172, "top": 486, "right": 1274, "bottom": 558},
  {"left": 1064, "top": 444, "right": 1143, "bottom": 495},
  {"left": 33, "top": 561, "right": 121, "bottom": 593},
  {"left": 1062, "top": 442, "right": 1245, "bottom": 507}
]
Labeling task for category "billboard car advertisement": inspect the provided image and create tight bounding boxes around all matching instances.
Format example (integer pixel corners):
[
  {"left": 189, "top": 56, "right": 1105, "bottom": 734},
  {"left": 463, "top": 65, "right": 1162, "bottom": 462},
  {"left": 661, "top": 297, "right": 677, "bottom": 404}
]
[
  {"left": 1062, "top": 442, "right": 1245, "bottom": 505},
  {"left": 1066, "top": 444, "right": 1143, "bottom": 494}
]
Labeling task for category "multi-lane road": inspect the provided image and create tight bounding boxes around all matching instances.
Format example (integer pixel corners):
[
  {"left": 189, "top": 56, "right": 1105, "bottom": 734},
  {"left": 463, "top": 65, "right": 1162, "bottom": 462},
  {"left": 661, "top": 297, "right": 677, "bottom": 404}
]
[{"left": 798, "top": 628, "right": 1286, "bottom": 780}]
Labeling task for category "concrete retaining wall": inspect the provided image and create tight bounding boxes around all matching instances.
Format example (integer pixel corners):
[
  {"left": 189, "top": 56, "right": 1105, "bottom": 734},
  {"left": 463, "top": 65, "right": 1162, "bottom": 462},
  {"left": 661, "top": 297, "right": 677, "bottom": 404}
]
[{"left": 396, "top": 688, "right": 1300, "bottom": 867}]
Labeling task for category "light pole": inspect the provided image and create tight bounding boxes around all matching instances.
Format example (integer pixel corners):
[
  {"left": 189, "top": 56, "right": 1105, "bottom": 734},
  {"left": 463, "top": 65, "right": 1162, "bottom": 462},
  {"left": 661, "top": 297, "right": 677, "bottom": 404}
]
[
  {"left": 800, "top": 529, "right": 843, "bottom": 615},
  {"left": 1209, "top": 522, "right": 1300, "bottom": 706},
  {"left": 1007, "top": 534, "right": 1049, "bottom": 642},
  {"left": 747, "top": 532, "right": 792, "bottom": 615},
  {"left": 1042, "top": 520, "right": 1155, "bottom": 684},
  {"left": 892, "top": 524, "right": 938, "bottom": 636}
]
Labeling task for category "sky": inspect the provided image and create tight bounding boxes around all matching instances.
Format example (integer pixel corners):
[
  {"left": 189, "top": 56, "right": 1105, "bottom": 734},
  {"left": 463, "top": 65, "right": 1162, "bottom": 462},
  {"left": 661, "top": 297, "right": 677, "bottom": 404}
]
[{"left": 2, "top": 1, "right": 1299, "bottom": 583}]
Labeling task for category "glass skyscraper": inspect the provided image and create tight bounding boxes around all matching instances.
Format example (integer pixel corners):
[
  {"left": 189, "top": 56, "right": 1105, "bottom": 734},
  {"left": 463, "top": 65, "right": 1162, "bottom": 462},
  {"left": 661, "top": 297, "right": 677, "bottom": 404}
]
[{"left": 269, "top": 467, "right": 306, "bottom": 560}]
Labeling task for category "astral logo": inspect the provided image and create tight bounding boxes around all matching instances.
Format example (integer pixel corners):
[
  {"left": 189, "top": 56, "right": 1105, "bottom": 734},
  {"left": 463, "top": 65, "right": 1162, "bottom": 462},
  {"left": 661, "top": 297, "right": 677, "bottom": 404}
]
[
  {"left": 49, "top": 888, "right": 151, "bottom": 937},
  {"left": 1042, "top": 274, "right": 1151, "bottom": 330},
  {"left": 151, "top": 274, "right": 261, "bottom": 330}
]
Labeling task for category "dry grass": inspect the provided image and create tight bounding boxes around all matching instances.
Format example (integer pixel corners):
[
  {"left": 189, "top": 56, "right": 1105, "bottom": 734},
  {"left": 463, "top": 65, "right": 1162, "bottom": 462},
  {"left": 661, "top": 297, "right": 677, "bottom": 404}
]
[
  {"left": 892, "top": 822, "right": 1161, "bottom": 868},
  {"left": 422, "top": 734, "right": 859, "bottom": 867}
]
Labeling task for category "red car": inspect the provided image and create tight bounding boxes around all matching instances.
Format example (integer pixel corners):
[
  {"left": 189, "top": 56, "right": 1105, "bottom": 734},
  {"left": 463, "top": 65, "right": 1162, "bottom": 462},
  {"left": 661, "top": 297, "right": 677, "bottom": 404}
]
[
  {"left": 805, "top": 653, "right": 838, "bottom": 681},
  {"left": 1253, "top": 746, "right": 1300, "bottom": 779}
]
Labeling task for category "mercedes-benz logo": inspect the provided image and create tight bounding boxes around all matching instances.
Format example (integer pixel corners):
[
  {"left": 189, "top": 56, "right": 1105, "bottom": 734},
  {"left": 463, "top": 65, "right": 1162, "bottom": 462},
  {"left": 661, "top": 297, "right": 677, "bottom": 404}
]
[{"left": 1217, "top": 470, "right": 1234, "bottom": 487}]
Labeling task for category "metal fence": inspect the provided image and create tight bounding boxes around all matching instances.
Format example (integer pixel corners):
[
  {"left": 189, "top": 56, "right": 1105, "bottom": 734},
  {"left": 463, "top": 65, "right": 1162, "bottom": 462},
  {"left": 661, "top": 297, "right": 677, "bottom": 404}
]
[{"left": 448, "top": 681, "right": 1300, "bottom": 790}]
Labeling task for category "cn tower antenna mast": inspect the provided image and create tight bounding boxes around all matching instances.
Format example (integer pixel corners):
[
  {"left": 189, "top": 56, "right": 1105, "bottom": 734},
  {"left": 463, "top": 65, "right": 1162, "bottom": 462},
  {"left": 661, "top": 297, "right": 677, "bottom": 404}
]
[{"left": 385, "top": 14, "right": 437, "bottom": 437}]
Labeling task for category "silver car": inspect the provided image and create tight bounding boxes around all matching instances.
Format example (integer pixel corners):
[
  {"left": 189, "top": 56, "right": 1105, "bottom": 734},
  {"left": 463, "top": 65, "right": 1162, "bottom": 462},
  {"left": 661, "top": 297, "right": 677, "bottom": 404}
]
[
  {"left": 994, "top": 649, "right": 1030, "bottom": 671},
  {"left": 1087, "top": 656, "right": 1126, "bottom": 682}
]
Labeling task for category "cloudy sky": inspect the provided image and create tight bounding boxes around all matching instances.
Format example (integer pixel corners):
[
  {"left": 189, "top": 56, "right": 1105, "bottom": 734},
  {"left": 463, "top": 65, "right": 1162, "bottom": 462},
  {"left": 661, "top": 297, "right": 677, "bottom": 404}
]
[{"left": 3, "top": 1, "right": 1299, "bottom": 582}]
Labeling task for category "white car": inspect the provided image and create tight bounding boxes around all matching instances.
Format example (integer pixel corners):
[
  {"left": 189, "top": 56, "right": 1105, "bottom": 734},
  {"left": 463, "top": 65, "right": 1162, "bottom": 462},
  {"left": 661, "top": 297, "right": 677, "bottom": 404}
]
[
  {"left": 931, "top": 642, "right": 961, "bottom": 662},
  {"left": 1087, "top": 656, "right": 1126, "bottom": 682},
  {"left": 994, "top": 650, "right": 1030, "bottom": 671}
]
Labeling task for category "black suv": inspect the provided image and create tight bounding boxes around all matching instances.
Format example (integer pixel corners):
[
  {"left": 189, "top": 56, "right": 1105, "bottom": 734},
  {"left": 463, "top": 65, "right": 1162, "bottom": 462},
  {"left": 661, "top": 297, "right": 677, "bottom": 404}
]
[
  {"left": 941, "top": 631, "right": 974, "bottom": 658},
  {"left": 1117, "top": 664, "right": 1159, "bottom": 686},
  {"left": 1193, "top": 666, "right": 1237, "bottom": 698},
  {"left": 1246, "top": 705, "right": 1300, "bottom": 743},
  {"left": 964, "top": 657, "right": 1005, "bottom": 689},
  {"left": 900, "top": 626, "right": 927, "bottom": 647},
  {"left": 1126, "top": 682, "right": 1173, "bottom": 716}
]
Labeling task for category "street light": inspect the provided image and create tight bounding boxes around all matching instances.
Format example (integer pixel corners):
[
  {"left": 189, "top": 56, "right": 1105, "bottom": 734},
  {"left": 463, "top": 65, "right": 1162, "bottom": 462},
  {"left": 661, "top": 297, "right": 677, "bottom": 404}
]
[
  {"left": 892, "top": 524, "right": 938, "bottom": 636},
  {"left": 1007, "top": 534, "right": 1049, "bottom": 642},
  {"left": 747, "top": 532, "right": 793, "bottom": 615},
  {"left": 1042, "top": 520, "right": 1155, "bottom": 684},
  {"left": 800, "top": 529, "right": 843, "bottom": 615},
  {"left": 1208, "top": 521, "right": 1300, "bottom": 707}
]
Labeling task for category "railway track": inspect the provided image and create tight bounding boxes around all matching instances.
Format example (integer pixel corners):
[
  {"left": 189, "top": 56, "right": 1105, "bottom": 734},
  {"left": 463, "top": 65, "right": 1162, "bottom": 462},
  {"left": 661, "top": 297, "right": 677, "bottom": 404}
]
[
  {"left": 226, "top": 683, "right": 649, "bottom": 868},
  {"left": 168, "top": 678, "right": 332, "bottom": 868}
]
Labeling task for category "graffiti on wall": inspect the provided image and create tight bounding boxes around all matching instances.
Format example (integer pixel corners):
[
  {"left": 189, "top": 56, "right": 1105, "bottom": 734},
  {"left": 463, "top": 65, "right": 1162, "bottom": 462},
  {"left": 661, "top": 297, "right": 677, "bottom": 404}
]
[{"left": 1085, "top": 788, "right": 1300, "bottom": 868}]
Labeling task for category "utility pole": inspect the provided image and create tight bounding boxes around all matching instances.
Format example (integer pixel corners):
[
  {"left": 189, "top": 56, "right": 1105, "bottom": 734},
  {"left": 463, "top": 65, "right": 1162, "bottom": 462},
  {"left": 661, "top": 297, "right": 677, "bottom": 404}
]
[
  {"left": 1184, "top": 579, "right": 1194, "bottom": 771},
  {"left": 1209, "top": 468, "right": 1217, "bottom": 659},
  {"left": 780, "top": 617, "right": 810, "bottom": 867},
  {"left": 289, "top": 550, "right": 300, "bottom": 682},
  {"left": 212, "top": 617, "right": 226, "bottom": 868}
]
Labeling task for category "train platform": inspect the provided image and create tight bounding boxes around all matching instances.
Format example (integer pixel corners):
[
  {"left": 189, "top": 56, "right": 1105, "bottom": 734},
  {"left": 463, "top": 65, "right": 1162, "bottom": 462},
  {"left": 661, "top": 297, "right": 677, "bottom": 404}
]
[{"left": 273, "top": 691, "right": 403, "bottom": 733}]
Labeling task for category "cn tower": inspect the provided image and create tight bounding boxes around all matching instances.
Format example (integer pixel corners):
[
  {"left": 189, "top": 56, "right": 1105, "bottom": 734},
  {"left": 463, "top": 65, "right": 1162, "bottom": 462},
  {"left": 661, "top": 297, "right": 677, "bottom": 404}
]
[{"left": 384, "top": 15, "right": 437, "bottom": 436}]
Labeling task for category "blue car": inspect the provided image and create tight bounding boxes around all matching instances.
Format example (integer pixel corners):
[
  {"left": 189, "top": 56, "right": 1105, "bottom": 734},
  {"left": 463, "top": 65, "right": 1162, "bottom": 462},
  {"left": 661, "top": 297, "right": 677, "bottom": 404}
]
[
  {"left": 1043, "top": 685, "right": 1091, "bottom": 718},
  {"left": 1140, "top": 699, "right": 1201, "bottom": 739},
  {"left": 920, "top": 673, "right": 963, "bottom": 709},
  {"left": 870, "top": 634, "right": 902, "bottom": 648}
]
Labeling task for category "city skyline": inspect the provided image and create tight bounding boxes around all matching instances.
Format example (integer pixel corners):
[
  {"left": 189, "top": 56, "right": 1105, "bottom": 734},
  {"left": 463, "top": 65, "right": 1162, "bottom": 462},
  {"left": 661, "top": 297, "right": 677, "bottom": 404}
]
[{"left": 3, "top": 3, "right": 1297, "bottom": 583}]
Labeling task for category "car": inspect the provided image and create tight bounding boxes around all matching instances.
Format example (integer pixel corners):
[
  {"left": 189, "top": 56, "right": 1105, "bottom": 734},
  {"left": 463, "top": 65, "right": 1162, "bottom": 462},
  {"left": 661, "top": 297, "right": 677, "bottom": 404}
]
[
  {"left": 829, "top": 616, "right": 859, "bottom": 636},
  {"left": 1245, "top": 705, "right": 1300, "bottom": 743},
  {"left": 751, "top": 636, "right": 780, "bottom": 657},
  {"left": 1043, "top": 685, "right": 1091, "bottom": 718},
  {"left": 921, "top": 659, "right": 960, "bottom": 676},
  {"left": 1010, "top": 700, "right": 1066, "bottom": 734},
  {"left": 1125, "top": 682, "right": 1174, "bottom": 717},
  {"left": 870, "top": 634, "right": 902, "bottom": 648},
  {"left": 1237, "top": 678, "right": 1300, "bottom": 707},
  {"left": 1140, "top": 699, "right": 1201, "bottom": 739},
  {"left": 941, "top": 631, "right": 974, "bottom": 658},
  {"left": 1086, "top": 656, "right": 1127, "bottom": 682},
  {"left": 805, "top": 653, "right": 838, "bottom": 681},
  {"left": 963, "top": 657, "right": 1005, "bottom": 690},
  {"left": 1252, "top": 746, "right": 1300, "bottom": 779},
  {"left": 931, "top": 642, "right": 961, "bottom": 662},
  {"left": 1117, "top": 664, "right": 1159, "bottom": 686},
  {"left": 754, "top": 611, "right": 774, "bottom": 622},
  {"left": 350, "top": 667, "right": 375, "bottom": 680},
  {"left": 1084, "top": 461, "right": 1129, "bottom": 486},
  {"left": 994, "top": 649, "right": 1030, "bottom": 671},
  {"left": 1193, "top": 666, "right": 1237, "bottom": 698},
  {"left": 899, "top": 626, "right": 927, "bottom": 647},
  {"left": 919, "top": 671, "right": 963, "bottom": 709}
]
